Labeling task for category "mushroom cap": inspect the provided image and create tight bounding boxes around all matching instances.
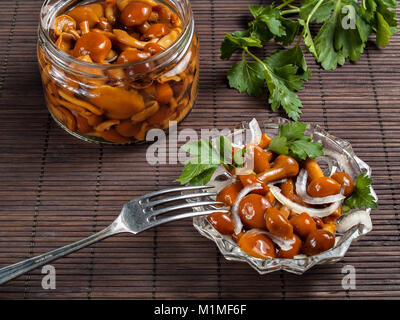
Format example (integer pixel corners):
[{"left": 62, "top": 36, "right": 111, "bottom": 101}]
[{"left": 273, "top": 155, "right": 299, "bottom": 177}]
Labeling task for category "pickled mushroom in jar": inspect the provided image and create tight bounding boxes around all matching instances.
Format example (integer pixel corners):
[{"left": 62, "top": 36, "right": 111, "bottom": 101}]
[
  {"left": 67, "top": 3, "right": 104, "bottom": 27},
  {"left": 42, "top": 0, "right": 198, "bottom": 143},
  {"left": 89, "top": 85, "right": 145, "bottom": 119}
]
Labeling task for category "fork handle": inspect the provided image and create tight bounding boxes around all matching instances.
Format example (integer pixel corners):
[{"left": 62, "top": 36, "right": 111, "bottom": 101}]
[{"left": 0, "top": 225, "right": 119, "bottom": 285}]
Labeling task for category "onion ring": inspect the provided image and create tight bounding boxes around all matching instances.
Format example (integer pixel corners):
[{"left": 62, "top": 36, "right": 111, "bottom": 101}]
[
  {"left": 269, "top": 185, "right": 342, "bottom": 218},
  {"left": 337, "top": 210, "right": 372, "bottom": 233}
]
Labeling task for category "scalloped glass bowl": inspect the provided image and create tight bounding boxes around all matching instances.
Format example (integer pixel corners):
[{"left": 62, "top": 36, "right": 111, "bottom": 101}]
[{"left": 190, "top": 117, "right": 378, "bottom": 274}]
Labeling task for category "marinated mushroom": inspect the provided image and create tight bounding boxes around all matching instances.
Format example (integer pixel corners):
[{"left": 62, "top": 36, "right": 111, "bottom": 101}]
[
  {"left": 302, "top": 229, "right": 335, "bottom": 256},
  {"left": 238, "top": 194, "right": 271, "bottom": 230},
  {"left": 54, "top": 14, "right": 77, "bottom": 36},
  {"left": 257, "top": 155, "right": 300, "bottom": 184},
  {"left": 252, "top": 146, "right": 271, "bottom": 173},
  {"left": 73, "top": 31, "right": 112, "bottom": 62},
  {"left": 307, "top": 176, "right": 342, "bottom": 198},
  {"left": 120, "top": 1, "right": 152, "bottom": 26},
  {"left": 289, "top": 212, "right": 317, "bottom": 239},
  {"left": 237, "top": 230, "right": 276, "bottom": 259},
  {"left": 207, "top": 212, "right": 235, "bottom": 235},
  {"left": 331, "top": 172, "right": 355, "bottom": 197},
  {"left": 277, "top": 234, "right": 302, "bottom": 259},
  {"left": 238, "top": 174, "right": 269, "bottom": 195},
  {"left": 142, "top": 23, "right": 169, "bottom": 39},
  {"left": 67, "top": 4, "right": 103, "bottom": 27},
  {"left": 265, "top": 207, "right": 293, "bottom": 240},
  {"left": 89, "top": 85, "right": 145, "bottom": 119},
  {"left": 216, "top": 181, "right": 243, "bottom": 207}
]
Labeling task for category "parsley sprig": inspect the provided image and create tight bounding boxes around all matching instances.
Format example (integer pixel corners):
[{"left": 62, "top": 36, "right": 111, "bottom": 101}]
[
  {"left": 221, "top": 0, "right": 398, "bottom": 120},
  {"left": 344, "top": 173, "right": 378, "bottom": 210}
]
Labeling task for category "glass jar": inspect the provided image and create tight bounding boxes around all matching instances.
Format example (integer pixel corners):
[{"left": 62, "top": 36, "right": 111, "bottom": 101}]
[{"left": 37, "top": 0, "right": 199, "bottom": 144}]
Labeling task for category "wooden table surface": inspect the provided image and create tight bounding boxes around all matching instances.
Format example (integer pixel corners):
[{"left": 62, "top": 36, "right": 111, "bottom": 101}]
[{"left": 0, "top": 0, "right": 399, "bottom": 299}]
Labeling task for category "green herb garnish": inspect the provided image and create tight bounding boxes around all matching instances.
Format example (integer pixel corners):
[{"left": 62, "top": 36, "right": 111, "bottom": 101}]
[
  {"left": 176, "top": 136, "right": 236, "bottom": 185},
  {"left": 269, "top": 121, "right": 324, "bottom": 160},
  {"left": 220, "top": 0, "right": 398, "bottom": 120},
  {"left": 344, "top": 173, "right": 378, "bottom": 210}
]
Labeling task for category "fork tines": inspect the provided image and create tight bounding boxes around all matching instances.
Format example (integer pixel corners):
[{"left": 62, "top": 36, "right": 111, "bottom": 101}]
[
  {"left": 140, "top": 185, "right": 228, "bottom": 221},
  {"left": 140, "top": 185, "right": 214, "bottom": 201}
]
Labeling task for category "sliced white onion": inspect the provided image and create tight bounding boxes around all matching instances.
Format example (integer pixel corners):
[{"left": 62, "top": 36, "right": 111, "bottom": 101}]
[
  {"left": 246, "top": 229, "right": 295, "bottom": 251},
  {"left": 231, "top": 184, "right": 263, "bottom": 234},
  {"left": 337, "top": 210, "right": 372, "bottom": 233},
  {"left": 269, "top": 185, "right": 342, "bottom": 218},
  {"left": 249, "top": 118, "right": 262, "bottom": 145},
  {"left": 322, "top": 149, "right": 352, "bottom": 175},
  {"left": 295, "top": 169, "right": 346, "bottom": 205},
  {"left": 231, "top": 129, "right": 246, "bottom": 148}
]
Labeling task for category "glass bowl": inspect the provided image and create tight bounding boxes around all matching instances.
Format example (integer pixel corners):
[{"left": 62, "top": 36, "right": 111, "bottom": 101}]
[{"left": 189, "top": 117, "right": 378, "bottom": 274}]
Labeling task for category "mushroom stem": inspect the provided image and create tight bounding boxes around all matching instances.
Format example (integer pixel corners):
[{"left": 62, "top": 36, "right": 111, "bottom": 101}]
[{"left": 257, "top": 155, "right": 299, "bottom": 184}]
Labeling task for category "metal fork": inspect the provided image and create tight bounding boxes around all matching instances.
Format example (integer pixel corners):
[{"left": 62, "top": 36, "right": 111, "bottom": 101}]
[{"left": 0, "top": 185, "right": 226, "bottom": 285}]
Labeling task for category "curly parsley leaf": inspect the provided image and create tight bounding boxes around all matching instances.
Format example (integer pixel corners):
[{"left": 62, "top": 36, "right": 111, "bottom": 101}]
[
  {"left": 248, "top": 5, "right": 300, "bottom": 45},
  {"left": 263, "top": 69, "right": 304, "bottom": 121},
  {"left": 222, "top": 37, "right": 310, "bottom": 120},
  {"left": 279, "top": 121, "right": 307, "bottom": 140},
  {"left": 300, "top": 18, "right": 318, "bottom": 57},
  {"left": 227, "top": 57, "right": 265, "bottom": 96},
  {"left": 249, "top": 5, "right": 286, "bottom": 41},
  {"left": 220, "top": 33, "right": 262, "bottom": 60},
  {"left": 265, "top": 45, "right": 312, "bottom": 86},
  {"left": 289, "top": 136, "right": 324, "bottom": 160},
  {"left": 300, "top": 0, "right": 369, "bottom": 70},
  {"left": 361, "top": 0, "right": 398, "bottom": 47},
  {"left": 344, "top": 173, "right": 378, "bottom": 210},
  {"left": 277, "top": 17, "right": 301, "bottom": 45},
  {"left": 269, "top": 121, "right": 324, "bottom": 160},
  {"left": 263, "top": 46, "right": 310, "bottom": 120},
  {"left": 300, "top": 0, "right": 398, "bottom": 70},
  {"left": 176, "top": 160, "right": 218, "bottom": 186},
  {"left": 268, "top": 136, "right": 290, "bottom": 155}
]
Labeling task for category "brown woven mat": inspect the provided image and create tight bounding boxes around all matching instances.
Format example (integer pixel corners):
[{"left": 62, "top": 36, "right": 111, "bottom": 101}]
[{"left": 0, "top": 0, "right": 399, "bottom": 299}]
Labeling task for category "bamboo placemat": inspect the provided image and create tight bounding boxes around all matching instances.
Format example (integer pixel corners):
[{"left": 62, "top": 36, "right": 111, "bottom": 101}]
[{"left": 0, "top": 0, "right": 399, "bottom": 299}]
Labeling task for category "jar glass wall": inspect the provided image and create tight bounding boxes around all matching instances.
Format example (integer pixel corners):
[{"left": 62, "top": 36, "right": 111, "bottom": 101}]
[{"left": 37, "top": 0, "right": 199, "bottom": 144}]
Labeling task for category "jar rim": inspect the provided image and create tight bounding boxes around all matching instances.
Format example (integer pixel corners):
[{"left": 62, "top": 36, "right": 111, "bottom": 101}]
[{"left": 38, "top": 0, "right": 194, "bottom": 75}]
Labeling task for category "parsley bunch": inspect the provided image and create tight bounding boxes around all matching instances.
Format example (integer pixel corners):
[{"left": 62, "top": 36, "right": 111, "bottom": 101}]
[{"left": 220, "top": 0, "right": 398, "bottom": 120}]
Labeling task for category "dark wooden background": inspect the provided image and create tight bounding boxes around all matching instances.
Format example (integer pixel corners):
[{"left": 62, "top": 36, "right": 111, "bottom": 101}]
[{"left": 0, "top": 0, "right": 399, "bottom": 299}]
